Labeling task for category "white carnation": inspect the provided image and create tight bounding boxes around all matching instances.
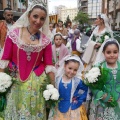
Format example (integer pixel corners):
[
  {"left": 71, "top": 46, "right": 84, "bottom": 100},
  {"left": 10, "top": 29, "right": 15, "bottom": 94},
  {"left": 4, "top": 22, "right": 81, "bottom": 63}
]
[
  {"left": 46, "top": 84, "right": 54, "bottom": 90},
  {"left": 43, "top": 84, "right": 59, "bottom": 101},
  {"left": 43, "top": 90, "right": 51, "bottom": 100},
  {"left": 0, "top": 72, "right": 12, "bottom": 93},
  {"left": 50, "top": 93, "right": 59, "bottom": 100},
  {"left": 104, "top": 35, "right": 109, "bottom": 40},
  {"left": 89, "top": 67, "right": 100, "bottom": 74},
  {"left": 0, "top": 86, "right": 6, "bottom": 92},
  {"left": 49, "top": 88, "right": 58, "bottom": 95},
  {"left": 85, "top": 67, "right": 101, "bottom": 83}
]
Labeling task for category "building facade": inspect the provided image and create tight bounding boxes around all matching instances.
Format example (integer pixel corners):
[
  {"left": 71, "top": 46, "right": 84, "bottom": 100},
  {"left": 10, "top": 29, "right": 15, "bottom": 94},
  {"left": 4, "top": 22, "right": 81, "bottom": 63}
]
[
  {"left": 0, "top": 0, "right": 27, "bottom": 20},
  {"left": 54, "top": 5, "right": 66, "bottom": 21},
  {"left": 102, "top": 0, "right": 120, "bottom": 30},
  {"left": 56, "top": 6, "right": 78, "bottom": 23},
  {"left": 78, "top": 0, "right": 88, "bottom": 13},
  {"left": 77, "top": 0, "right": 102, "bottom": 22},
  {"left": 88, "top": 0, "right": 102, "bottom": 19}
]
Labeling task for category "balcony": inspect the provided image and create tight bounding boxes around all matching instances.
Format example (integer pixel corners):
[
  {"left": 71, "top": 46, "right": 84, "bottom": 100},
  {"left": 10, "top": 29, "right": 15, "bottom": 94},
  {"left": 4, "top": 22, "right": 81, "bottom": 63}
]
[
  {"left": 81, "top": 8, "right": 88, "bottom": 13},
  {"left": 81, "top": 3, "right": 88, "bottom": 7}
]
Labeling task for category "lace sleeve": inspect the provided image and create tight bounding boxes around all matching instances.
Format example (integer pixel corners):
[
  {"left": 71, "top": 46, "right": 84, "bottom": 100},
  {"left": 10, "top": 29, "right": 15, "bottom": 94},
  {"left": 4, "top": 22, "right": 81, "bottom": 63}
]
[
  {"left": 45, "top": 65, "right": 56, "bottom": 74},
  {"left": 0, "top": 60, "right": 9, "bottom": 69},
  {"left": 0, "top": 49, "right": 9, "bottom": 69}
]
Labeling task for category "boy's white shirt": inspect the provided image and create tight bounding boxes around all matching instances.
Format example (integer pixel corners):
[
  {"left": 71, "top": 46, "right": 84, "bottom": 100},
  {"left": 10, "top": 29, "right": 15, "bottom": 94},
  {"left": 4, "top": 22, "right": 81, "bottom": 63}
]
[
  {"left": 76, "top": 39, "right": 83, "bottom": 53},
  {"left": 66, "top": 39, "right": 83, "bottom": 53}
]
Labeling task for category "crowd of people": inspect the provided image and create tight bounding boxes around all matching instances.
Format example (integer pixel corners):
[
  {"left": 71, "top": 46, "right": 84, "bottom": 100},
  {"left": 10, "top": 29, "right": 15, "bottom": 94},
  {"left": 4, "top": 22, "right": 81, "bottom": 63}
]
[{"left": 0, "top": 1, "right": 120, "bottom": 120}]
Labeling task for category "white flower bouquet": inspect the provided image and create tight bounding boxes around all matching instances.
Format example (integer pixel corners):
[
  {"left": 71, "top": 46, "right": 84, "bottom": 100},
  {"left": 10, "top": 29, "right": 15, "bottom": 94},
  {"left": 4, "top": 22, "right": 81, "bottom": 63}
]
[
  {"left": 43, "top": 84, "right": 59, "bottom": 101},
  {"left": 0, "top": 72, "right": 13, "bottom": 111},
  {"left": 104, "top": 35, "right": 109, "bottom": 40},
  {"left": 85, "top": 67, "right": 101, "bottom": 83},
  {"left": 84, "top": 67, "right": 117, "bottom": 107},
  {"left": 0, "top": 72, "right": 12, "bottom": 93},
  {"left": 92, "top": 32, "right": 111, "bottom": 43},
  {"left": 43, "top": 84, "right": 59, "bottom": 108}
]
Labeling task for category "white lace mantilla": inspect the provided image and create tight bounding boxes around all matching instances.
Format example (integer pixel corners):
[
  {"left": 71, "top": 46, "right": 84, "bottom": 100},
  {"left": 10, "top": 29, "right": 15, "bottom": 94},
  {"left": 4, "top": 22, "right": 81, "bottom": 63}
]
[{"left": 8, "top": 28, "right": 50, "bottom": 53}]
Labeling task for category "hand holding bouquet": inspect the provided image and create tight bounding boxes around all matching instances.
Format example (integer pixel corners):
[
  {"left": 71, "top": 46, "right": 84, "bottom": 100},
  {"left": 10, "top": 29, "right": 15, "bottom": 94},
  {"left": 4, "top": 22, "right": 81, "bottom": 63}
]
[
  {"left": 0, "top": 72, "right": 12, "bottom": 93},
  {"left": 85, "top": 67, "right": 117, "bottom": 107},
  {"left": 0, "top": 72, "right": 13, "bottom": 111},
  {"left": 43, "top": 84, "right": 59, "bottom": 108}
]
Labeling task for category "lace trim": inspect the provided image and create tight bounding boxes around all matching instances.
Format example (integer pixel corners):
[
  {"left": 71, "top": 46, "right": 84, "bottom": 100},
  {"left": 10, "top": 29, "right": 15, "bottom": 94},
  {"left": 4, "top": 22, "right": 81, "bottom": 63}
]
[
  {"left": 0, "top": 60, "right": 9, "bottom": 69},
  {"left": 0, "top": 49, "right": 9, "bottom": 69},
  {"left": 45, "top": 65, "right": 56, "bottom": 74},
  {"left": 8, "top": 28, "right": 50, "bottom": 52}
]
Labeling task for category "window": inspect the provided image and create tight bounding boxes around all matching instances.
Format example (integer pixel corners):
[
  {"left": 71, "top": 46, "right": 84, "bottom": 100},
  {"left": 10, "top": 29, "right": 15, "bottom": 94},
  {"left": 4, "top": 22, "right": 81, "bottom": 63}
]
[{"left": 7, "top": 0, "right": 11, "bottom": 8}]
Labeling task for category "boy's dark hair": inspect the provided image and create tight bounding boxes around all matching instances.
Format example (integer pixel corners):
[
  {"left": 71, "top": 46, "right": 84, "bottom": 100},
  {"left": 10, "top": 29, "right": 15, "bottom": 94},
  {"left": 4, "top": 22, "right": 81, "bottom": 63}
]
[{"left": 4, "top": 8, "right": 12, "bottom": 13}]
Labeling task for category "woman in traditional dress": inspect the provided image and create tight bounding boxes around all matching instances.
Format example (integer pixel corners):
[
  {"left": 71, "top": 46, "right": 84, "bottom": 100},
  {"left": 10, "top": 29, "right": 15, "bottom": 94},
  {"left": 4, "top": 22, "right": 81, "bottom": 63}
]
[
  {"left": 89, "top": 39, "right": 120, "bottom": 120},
  {"left": 0, "top": 1, "right": 55, "bottom": 120},
  {"left": 82, "top": 14, "right": 113, "bottom": 70}
]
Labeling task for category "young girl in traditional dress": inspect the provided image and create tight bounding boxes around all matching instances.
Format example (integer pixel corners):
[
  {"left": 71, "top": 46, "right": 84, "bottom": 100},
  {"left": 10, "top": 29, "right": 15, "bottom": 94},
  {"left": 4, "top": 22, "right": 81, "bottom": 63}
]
[
  {"left": 89, "top": 39, "right": 120, "bottom": 120},
  {"left": 49, "top": 55, "right": 88, "bottom": 120},
  {"left": 52, "top": 33, "right": 69, "bottom": 69}
]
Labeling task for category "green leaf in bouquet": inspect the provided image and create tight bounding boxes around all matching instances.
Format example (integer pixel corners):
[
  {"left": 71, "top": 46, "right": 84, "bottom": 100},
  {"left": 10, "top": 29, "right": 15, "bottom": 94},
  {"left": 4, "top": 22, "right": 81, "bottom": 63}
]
[
  {"left": 0, "top": 94, "right": 6, "bottom": 112},
  {"left": 40, "top": 75, "right": 51, "bottom": 91}
]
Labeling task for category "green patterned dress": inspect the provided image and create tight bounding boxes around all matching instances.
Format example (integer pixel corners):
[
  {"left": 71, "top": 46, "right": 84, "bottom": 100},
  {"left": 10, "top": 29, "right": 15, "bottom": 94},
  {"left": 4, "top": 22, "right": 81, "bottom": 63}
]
[
  {"left": 89, "top": 61, "right": 120, "bottom": 120},
  {"left": 0, "top": 72, "right": 48, "bottom": 120}
]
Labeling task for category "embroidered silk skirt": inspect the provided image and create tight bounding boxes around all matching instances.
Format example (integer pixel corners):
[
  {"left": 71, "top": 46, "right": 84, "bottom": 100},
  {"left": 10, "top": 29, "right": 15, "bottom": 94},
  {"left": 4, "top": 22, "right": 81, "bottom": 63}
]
[
  {"left": 89, "top": 98, "right": 120, "bottom": 120},
  {"left": 48, "top": 105, "right": 88, "bottom": 120},
  {"left": 0, "top": 72, "right": 47, "bottom": 120}
]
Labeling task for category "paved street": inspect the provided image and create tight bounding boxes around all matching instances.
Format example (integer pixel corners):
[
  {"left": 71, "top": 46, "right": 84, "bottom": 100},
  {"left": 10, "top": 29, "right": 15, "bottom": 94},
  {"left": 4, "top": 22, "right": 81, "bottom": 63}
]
[{"left": 81, "top": 33, "right": 89, "bottom": 45}]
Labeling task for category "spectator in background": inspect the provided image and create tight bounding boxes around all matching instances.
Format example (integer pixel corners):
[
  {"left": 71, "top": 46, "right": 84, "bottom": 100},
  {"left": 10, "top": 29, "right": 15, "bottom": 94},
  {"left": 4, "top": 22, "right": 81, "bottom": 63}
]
[
  {"left": 66, "top": 29, "right": 84, "bottom": 57},
  {"left": 53, "top": 23, "right": 58, "bottom": 29},
  {"left": 66, "top": 21, "right": 72, "bottom": 33},
  {"left": 85, "top": 27, "right": 92, "bottom": 37},
  {"left": 56, "top": 20, "right": 68, "bottom": 36},
  {"left": 53, "top": 23, "right": 58, "bottom": 35},
  {"left": 0, "top": 8, "right": 14, "bottom": 49},
  {"left": 52, "top": 33, "right": 69, "bottom": 69},
  {"left": 48, "top": 23, "right": 55, "bottom": 43}
]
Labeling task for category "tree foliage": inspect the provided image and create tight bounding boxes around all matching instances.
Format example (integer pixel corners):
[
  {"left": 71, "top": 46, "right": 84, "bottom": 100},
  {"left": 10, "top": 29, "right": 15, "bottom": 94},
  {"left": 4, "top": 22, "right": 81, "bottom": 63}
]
[
  {"left": 74, "top": 11, "right": 89, "bottom": 26},
  {"left": 64, "top": 15, "right": 72, "bottom": 27},
  {"left": 19, "top": 0, "right": 28, "bottom": 7}
]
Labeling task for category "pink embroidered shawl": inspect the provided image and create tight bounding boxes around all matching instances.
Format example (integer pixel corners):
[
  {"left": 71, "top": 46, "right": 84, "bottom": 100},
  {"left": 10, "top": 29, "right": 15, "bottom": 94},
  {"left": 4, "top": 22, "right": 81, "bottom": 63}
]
[
  {"left": 52, "top": 43, "right": 69, "bottom": 68},
  {"left": 1, "top": 28, "right": 53, "bottom": 82}
]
